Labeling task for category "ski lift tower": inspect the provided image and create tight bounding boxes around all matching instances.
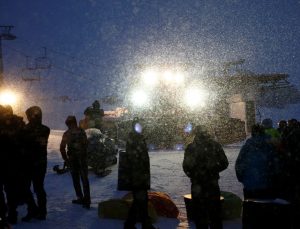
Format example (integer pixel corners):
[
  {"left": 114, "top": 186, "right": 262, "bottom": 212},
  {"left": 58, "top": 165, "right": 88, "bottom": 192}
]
[{"left": 0, "top": 25, "right": 16, "bottom": 87}]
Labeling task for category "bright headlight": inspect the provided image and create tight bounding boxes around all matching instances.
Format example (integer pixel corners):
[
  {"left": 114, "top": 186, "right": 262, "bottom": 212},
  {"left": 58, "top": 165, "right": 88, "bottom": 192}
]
[
  {"left": 184, "top": 88, "right": 208, "bottom": 108},
  {"left": 130, "top": 90, "right": 149, "bottom": 107},
  {"left": 142, "top": 70, "right": 158, "bottom": 86},
  {"left": 174, "top": 72, "right": 184, "bottom": 84},
  {"left": 0, "top": 90, "right": 19, "bottom": 106},
  {"left": 162, "top": 70, "right": 173, "bottom": 83}
]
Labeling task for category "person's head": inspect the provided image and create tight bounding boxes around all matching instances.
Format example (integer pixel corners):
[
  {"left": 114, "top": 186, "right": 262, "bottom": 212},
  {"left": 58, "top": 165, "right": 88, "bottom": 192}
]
[
  {"left": 0, "top": 105, "right": 5, "bottom": 117},
  {"left": 261, "top": 118, "right": 273, "bottom": 129},
  {"left": 251, "top": 124, "right": 265, "bottom": 137},
  {"left": 92, "top": 100, "right": 100, "bottom": 109},
  {"left": 288, "top": 119, "right": 298, "bottom": 129},
  {"left": 26, "top": 106, "right": 42, "bottom": 124},
  {"left": 278, "top": 120, "right": 287, "bottom": 130},
  {"left": 4, "top": 105, "right": 13, "bottom": 116},
  {"left": 65, "top": 115, "right": 77, "bottom": 128},
  {"left": 193, "top": 125, "right": 210, "bottom": 143}
]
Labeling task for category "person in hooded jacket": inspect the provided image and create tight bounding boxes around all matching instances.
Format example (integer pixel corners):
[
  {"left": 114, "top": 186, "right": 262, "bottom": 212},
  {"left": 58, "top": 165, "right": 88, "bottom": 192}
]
[
  {"left": 121, "top": 119, "right": 156, "bottom": 229},
  {"left": 235, "top": 124, "right": 278, "bottom": 199},
  {"left": 280, "top": 119, "right": 300, "bottom": 228},
  {"left": 0, "top": 105, "right": 25, "bottom": 225},
  {"left": 21, "top": 106, "right": 50, "bottom": 222},
  {"left": 183, "top": 125, "right": 229, "bottom": 229},
  {"left": 60, "top": 116, "right": 91, "bottom": 209}
]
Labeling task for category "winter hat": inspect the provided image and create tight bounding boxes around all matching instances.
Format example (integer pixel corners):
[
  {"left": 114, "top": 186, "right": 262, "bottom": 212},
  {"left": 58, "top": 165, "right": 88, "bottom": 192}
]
[
  {"left": 261, "top": 118, "right": 273, "bottom": 129},
  {"left": 193, "top": 125, "right": 209, "bottom": 137},
  {"left": 65, "top": 115, "right": 77, "bottom": 127}
]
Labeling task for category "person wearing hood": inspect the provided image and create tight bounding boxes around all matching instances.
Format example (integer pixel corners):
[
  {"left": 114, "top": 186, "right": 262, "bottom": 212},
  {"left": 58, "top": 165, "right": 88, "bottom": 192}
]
[
  {"left": 0, "top": 105, "right": 25, "bottom": 225},
  {"left": 60, "top": 116, "right": 91, "bottom": 209},
  {"left": 183, "top": 125, "right": 229, "bottom": 229},
  {"left": 121, "top": 118, "right": 156, "bottom": 229},
  {"left": 235, "top": 124, "right": 278, "bottom": 199},
  {"left": 21, "top": 106, "right": 50, "bottom": 222}
]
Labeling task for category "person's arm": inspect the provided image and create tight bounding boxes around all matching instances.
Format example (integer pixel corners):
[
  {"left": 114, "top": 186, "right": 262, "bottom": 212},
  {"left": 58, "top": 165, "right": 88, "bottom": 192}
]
[
  {"left": 182, "top": 145, "right": 194, "bottom": 178},
  {"left": 235, "top": 144, "right": 248, "bottom": 182},
  {"left": 60, "top": 132, "right": 68, "bottom": 162},
  {"left": 215, "top": 143, "right": 229, "bottom": 172}
]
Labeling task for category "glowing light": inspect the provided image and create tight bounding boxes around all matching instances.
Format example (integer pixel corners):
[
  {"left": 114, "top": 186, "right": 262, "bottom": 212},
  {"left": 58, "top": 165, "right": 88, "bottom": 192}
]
[
  {"left": 134, "top": 123, "right": 143, "bottom": 133},
  {"left": 184, "top": 87, "right": 208, "bottom": 108},
  {"left": 184, "top": 122, "right": 193, "bottom": 133},
  {"left": 162, "top": 70, "right": 173, "bottom": 82},
  {"left": 142, "top": 70, "right": 159, "bottom": 86},
  {"left": 174, "top": 72, "right": 184, "bottom": 84},
  {"left": 0, "top": 90, "right": 18, "bottom": 106},
  {"left": 130, "top": 90, "right": 149, "bottom": 107}
]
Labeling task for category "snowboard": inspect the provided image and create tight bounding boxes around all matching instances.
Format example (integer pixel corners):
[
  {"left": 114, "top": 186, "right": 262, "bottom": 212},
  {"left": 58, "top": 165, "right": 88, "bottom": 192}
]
[{"left": 95, "top": 169, "right": 112, "bottom": 177}]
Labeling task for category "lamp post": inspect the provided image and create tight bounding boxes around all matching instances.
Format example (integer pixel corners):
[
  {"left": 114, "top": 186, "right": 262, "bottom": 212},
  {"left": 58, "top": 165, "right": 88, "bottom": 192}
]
[{"left": 0, "top": 25, "right": 16, "bottom": 87}]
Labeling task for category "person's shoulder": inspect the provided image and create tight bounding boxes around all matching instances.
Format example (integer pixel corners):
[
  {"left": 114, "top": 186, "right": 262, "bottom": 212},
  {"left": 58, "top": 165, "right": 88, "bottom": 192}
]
[
  {"left": 185, "top": 142, "right": 195, "bottom": 151},
  {"left": 41, "top": 124, "right": 50, "bottom": 131}
]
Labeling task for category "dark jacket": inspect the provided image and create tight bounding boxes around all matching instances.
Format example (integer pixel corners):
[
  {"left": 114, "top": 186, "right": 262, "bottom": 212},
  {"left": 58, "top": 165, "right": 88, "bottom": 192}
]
[
  {"left": 22, "top": 122, "right": 50, "bottom": 166},
  {"left": 183, "top": 136, "right": 228, "bottom": 184},
  {"left": 0, "top": 114, "right": 25, "bottom": 177},
  {"left": 60, "top": 127, "right": 88, "bottom": 161},
  {"left": 118, "top": 131, "right": 150, "bottom": 191},
  {"left": 235, "top": 135, "right": 278, "bottom": 191}
]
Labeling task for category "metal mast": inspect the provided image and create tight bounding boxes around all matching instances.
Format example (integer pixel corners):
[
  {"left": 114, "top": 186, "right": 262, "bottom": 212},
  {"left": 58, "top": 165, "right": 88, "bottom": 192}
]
[{"left": 0, "top": 25, "right": 16, "bottom": 87}]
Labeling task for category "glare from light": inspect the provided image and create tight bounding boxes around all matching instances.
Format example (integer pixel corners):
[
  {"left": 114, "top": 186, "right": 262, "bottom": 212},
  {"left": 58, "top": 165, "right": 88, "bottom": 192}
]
[
  {"left": 134, "top": 123, "right": 143, "bottom": 133},
  {"left": 184, "top": 88, "right": 208, "bottom": 108},
  {"left": 163, "top": 70, "right": 173, "bottom": 82},
  {"left": 142, "top": 70, "right": 158, "bottom": 86},
  {"left": 174, "top": 72, "right": 184, "bottom": 84},
  {"left": 130, "top": 90, "right": 149, "bottom": 107},
  {"left": 0, "top": 90, "right": 18, "bottom": 106},
  {"left": 184, "top": 122, "right": 193, "bottom": 133}
]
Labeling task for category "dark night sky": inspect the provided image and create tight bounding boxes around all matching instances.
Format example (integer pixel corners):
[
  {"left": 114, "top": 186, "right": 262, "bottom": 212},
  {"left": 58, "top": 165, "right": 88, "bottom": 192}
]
[{"left": 1, "top": 0, "right": 300, "bottom": 128}]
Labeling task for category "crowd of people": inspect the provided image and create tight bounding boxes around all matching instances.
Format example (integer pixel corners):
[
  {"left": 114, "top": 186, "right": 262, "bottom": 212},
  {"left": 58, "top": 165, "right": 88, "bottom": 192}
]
[
  {"left": 0, "top": 105, "right": 50, "bottom": 228},
  {"left": 235, "top": 118, "right": 300, "bottom": 229},
  {"left": 1, "top": 103, "right": 300, "bottom": 229}
]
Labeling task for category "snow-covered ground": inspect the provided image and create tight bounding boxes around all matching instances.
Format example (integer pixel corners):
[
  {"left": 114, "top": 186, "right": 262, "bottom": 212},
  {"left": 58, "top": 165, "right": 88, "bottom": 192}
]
[{"left": 13, "top": 130, "right": 243, "bottom": 229}]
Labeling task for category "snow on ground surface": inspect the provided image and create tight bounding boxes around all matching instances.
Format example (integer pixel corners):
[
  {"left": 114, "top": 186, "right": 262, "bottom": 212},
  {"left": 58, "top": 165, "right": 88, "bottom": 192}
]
[{"left": 13, "top": 130, "right": 243, "bottom": 229}]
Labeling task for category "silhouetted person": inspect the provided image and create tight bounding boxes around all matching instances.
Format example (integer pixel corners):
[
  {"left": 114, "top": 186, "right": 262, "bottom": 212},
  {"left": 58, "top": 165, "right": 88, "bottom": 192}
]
[
  {"left": 22, "top": 106, "right": 50, "bottom": 222},
  {"left": 183, "top": 125, "right": 228, "bottom": 229},
  {"left": 236, "top": 124, "right": 278, "bottom": 199},
  {"left": 83, "top": 100, "right": 104, "bottom": 130},
  {"left": 281, "top": 118, "right": 300, "bottom": 228},
  {"left": 60, "top": 116, "right": 91, "bottom": 209},
  {"left": 261, "top": 118, "right": 281, "bottom": 148},
  {"left": 0, "top": 105, "right": 8, "bottom": 225},
  {"left": 277, "top": 120, "right": 287, "bottom": 135},
  {"left": 122, "top": 119, "right": 156, "bottom": 229},
  {"left": 0, "top": 105, "right": 25, "bottom": 225}
]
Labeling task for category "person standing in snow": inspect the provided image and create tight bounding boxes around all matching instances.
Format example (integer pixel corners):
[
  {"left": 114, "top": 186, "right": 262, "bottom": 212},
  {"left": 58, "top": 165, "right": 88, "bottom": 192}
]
[
  {"left": 0, "top": 105, "right": 25, "bottom": 225},
  {"left": 22, "top": 106, "right": 50, "bottom": 222},
  {"left": 121, "top": 118, "right": 156, "bottom": 229},
  {"left": 83, "top": 100, "right": 104, "bottom": 130},
  {"left": 60, "top": 116, "right": 91, "bottom": 209},
  {"left": 280, "top": 119, "right": 300, "bottom": 228},
  {"left": 235, "top": 124, "right": 278, "bottom": 199},
  {"left": 183, "top": 125, "right": 228, "bottom": 229}
]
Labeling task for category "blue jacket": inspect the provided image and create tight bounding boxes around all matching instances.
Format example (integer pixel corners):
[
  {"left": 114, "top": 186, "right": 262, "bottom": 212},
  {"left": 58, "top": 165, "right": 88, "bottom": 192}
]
[{"left": 235, "top": 135, "right": 278, "bottom": 191}]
